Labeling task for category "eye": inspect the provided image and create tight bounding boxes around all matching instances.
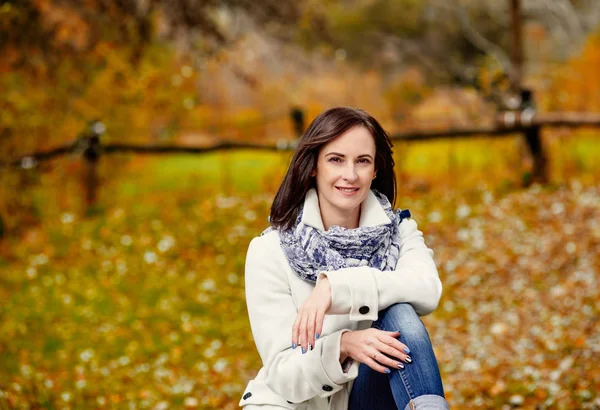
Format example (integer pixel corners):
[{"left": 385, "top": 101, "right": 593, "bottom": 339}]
[
  {"left": 357, "top": 158, "right": 372, "bottom": 164},
  {"left": 328, "top": 157, "right": 343, "bottom": 163}
]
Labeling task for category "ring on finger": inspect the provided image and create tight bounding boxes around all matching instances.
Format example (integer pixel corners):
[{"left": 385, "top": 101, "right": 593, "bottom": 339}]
[{"left": 374, "top": 352, "right": 380, "bottom": 362}]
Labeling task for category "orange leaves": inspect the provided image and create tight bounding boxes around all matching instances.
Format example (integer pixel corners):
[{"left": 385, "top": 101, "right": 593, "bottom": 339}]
[
  {"left": 488, "top": 380, "right": 507, "bottom": 397},
  {"left": 542, "top": 31, "right": 600, "bottom": 112},
  {"left": 0, "top": 47, "right": 20, "bottom": 73},
  {"left": 33, "top": 0, "right": 90, "bottom": 50}
]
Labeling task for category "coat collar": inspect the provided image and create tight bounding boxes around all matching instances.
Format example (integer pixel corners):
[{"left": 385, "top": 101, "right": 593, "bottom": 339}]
[{"left": 301, "top": 188, "right": 391, "bottom": 231}]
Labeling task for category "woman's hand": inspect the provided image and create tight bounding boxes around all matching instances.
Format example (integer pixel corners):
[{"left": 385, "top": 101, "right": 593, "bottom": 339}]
[
  {"left": 292, "top": 277, "right": 332, "bottom": 354},
  {"left": 340, "top": 329, "right": 412, "bottom": 374}
]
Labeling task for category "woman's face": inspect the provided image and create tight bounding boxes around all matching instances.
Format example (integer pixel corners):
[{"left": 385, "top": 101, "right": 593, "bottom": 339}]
[{"left": 314, "top": 126, "right": 377, "bottom": 224}]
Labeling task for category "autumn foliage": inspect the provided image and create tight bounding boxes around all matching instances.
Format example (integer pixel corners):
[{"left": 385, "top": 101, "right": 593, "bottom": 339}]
[
  {"left": 1, "top": 155, "right": 599, "bottom": 408},
  {"left": 1, "top": 1, "right": 600, "bottom": 409}
]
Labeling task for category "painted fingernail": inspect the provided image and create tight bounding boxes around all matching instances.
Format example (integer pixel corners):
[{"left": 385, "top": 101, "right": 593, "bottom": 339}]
[
  {"left": 292, "top": 343, "right": 297, "bottom": 349},
  {"left": 404, "top": 347, "right": 411, "bottom": 354},
  {"left": 315, "top": 333, "right": 320, "bottom": 339},
  {"left": 308, "top": 343, "right": 313, "bottom": 351},
  {"left": 384, "top": 368, "right": 391, "bottom": 374},
  {"left": 302, "top": 347, "right": 306, "bottom": 354},
  {"left": 397, "top": 363, "right": 404, "bottom": 369},
  {"left": 405, "top": 356, "right": 412, "bottom": 363}
]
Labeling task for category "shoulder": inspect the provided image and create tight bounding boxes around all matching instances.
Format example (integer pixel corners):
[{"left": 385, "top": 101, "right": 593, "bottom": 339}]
[
  {"left": 393, "top": 207, "right": 418, "bottom": 232},
  {"left": 245, "top": 229, "right": 291, "bottom": 287},
  {"left": 246, "top": 229, "right": 286, "bottom": 267},
  {"left": 398, "top": 216, "right": 418, "bottom": 231},
  {"left": 395, "top": 212, "right": 424, "bottom": 244},
  {"left": 247, "top": 228, "right": 280, "bottom": 254}
]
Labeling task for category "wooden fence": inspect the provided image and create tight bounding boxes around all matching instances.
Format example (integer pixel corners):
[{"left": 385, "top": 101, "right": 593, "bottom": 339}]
[{"left": 2, "top": 109, "right": 600, "bottom": 210}]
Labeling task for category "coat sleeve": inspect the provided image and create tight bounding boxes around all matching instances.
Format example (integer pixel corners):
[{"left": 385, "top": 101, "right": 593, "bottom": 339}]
[
  {"left": 318, "top": 218, "right": 442, "bottom": 321},
  {"left": 244, "top": 235, "right": 359, "bottom": 404}
]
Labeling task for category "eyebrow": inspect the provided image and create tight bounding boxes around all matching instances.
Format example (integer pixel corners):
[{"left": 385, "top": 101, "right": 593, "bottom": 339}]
[{"left": 326, "top": 152, "right": 374, "bottom": 160}]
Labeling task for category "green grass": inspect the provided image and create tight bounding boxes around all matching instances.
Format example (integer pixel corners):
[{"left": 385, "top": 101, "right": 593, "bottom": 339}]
[
  {"left": 115, "top": 150, "right": 290, "bottom": 199},
  {"left": 112, "top": 131, "right": 600, "bottom": 201}
]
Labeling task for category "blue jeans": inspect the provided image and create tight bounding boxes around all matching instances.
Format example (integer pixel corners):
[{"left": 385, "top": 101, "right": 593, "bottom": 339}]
[{"left": 348, "top": 303, "right": 448, "bottom": 410}]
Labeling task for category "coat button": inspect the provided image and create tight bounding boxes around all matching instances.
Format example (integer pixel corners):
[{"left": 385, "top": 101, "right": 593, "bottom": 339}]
[
  {"left": 359, "top": 306, "right": 370, "bottom": 314},
  {"left": 243, "top": 392, "right": 252, "bottom": 400},
  {"left": 322, "top": 385, "right": 333, "bottom": 392}
]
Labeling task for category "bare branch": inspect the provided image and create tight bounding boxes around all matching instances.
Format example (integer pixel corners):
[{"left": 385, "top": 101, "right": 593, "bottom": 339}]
[
  {"left": 453, "top": 4, "right": 511, "bottom": 73},
  {"left": 552, "top": 0, "right": 585, "bottom": 41}
]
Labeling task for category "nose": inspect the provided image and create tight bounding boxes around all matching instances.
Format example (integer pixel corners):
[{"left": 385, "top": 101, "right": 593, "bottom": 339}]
[{"left": 341, "top": 163, "right": 358, "bottom": 182}]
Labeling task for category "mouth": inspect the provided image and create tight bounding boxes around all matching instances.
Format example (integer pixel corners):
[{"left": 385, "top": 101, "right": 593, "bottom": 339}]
[{"left": 336, "top": 186, "right": 360, "bottom": 195}]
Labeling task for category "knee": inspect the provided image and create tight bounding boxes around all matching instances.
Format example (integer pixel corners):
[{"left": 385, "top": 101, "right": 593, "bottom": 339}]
[{"left": 378, "top": 303, "right": 429, "bottom": 342}]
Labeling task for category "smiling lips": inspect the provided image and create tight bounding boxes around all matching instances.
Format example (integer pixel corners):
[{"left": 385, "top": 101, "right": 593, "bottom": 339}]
[{"left": 336, "top": 186, "right": 360, "bottom": 196}]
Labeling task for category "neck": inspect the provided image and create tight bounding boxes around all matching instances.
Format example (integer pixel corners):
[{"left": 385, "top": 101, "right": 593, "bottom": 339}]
[{"left": 320, "top": 206, "right": 361, "bottom": 231}]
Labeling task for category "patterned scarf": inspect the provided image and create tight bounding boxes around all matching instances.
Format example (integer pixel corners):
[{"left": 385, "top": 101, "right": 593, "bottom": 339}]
[{"left": 264, "top": 190, "right": 411, "bottom": 283}]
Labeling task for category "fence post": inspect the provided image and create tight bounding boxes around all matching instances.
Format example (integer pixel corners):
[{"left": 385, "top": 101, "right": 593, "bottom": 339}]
[
  {"left": 520, "top": 90, "right": 548, "bottom": 185},
  {"left": 81, "top": 121, "right": 105, "bottom": 212},
  {"left": 290, "top": 107, "right": 305, "bottom": 138},
  {"left": 523, "top": 125, "right": 548, "bottom": 185}
]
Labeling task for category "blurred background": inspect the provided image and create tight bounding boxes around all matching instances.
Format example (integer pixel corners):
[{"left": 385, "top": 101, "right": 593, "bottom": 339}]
[{"left": 1, "top": 0, "right": 599, "bottom": 408}]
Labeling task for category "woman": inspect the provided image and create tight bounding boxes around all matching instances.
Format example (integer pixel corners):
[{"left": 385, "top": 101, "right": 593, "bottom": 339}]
[{"left": 240, "top": 107, "right": 448, "bottom": 409}]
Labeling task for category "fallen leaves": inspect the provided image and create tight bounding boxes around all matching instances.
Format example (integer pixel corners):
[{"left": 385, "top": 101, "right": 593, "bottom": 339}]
[
  {"left": 422, "top": 181, "right": 600, "bottom": 409},
  {"left": 0, "top": 179, "right": 598, "bottom": 409}
]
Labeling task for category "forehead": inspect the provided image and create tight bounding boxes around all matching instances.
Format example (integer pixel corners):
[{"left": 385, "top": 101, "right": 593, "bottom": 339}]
[{"left": 320, "top": 126, "right": 375, "bottom": 155}]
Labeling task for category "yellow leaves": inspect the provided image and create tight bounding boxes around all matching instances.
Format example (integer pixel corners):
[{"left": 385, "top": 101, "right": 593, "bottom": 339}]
[
  {"left": 2, "top": 162, "right": 599, "bottom": 408},
  {"left": 476, "top": 63, "right": 508, "bottom": 97},
  {"left": 170, "top": 346, "right": 183, "bottom": 364}
]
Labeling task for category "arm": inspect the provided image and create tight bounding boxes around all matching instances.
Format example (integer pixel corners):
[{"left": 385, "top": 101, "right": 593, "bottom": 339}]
[
  {"left": 245, "top": 235, "right": 359, "bottom": 404},
  {"left": 318, "top": 218, "right": 442, "bottom": 321}
]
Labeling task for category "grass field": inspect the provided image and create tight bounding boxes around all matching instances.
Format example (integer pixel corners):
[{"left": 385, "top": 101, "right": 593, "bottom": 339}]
[{"left": 1, "top": 133, "right": 599, "bottom": 409}]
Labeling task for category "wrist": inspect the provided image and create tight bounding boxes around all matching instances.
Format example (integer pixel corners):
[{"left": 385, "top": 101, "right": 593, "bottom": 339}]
[
  {"left": 317, "top": 275, "right": 332, "bottom": 305},
  {"left": 339, "top": 331, "right": 350, "bottom": 363}
]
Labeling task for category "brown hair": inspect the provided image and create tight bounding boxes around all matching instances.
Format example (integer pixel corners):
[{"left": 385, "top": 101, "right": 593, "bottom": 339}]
[{"left": 270, "top": 106, "right": 396, "bottom": 230}]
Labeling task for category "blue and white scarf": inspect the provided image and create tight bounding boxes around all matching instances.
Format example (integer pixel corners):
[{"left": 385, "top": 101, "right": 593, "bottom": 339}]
[{"left": 264, "top": 190, "right": 411, "bottom": 283}]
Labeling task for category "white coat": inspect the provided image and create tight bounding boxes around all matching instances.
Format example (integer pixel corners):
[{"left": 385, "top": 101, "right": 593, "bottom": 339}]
[{"left": 239, "top": 189, "right": 442, "bottom": 409}]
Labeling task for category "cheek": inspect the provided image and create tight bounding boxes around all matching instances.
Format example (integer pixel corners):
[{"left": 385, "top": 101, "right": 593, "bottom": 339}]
[
  {"left": 316, "top": 164, "right": 336, "bottom": 181},
  {"left": 360, "top": 167, "right": 376, "bottom": 180}
]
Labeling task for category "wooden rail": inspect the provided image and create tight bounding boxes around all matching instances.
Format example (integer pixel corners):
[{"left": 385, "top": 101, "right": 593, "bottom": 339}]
[
  {"left": 2, "top": 111, "right": 600, "bottom": 210},
  {"left": 5, "top": 112, "right": 600, "bottom": 164}
]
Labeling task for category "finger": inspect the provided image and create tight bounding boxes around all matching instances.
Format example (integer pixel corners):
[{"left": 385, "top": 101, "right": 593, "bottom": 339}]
[
  {"left": 292, "top": 314, "right": 300, "bottom": 350},
  {"left": 299, "top": 314, "right": 309, "bottom": 354},
  {"left": 376, "top": 338, "right": 408, "bottom": 359},
  {"left": 364, "top": 348, "right": 393, "bottom": 374},
  {"left": 315, "top": 309, "right": 325, "bottom": 341},
  {"left": 373, "top": 346, "right": 407, "bottom": 370},
  {"left": 363, "top": 357, "right": 392, "bottom": 374},
  {"left": 374, "top": 340, "right": 410, "bottom": 364},
  {"left": 306, "top": 311, "right": 316, "bottom": 351},
  {"left": 378, "top": 332, "right": 411, "bottom": 356}
]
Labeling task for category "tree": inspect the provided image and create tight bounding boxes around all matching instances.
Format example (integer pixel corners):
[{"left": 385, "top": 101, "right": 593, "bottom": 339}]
[
  {"left": 0, "top": 0, "right": 300, "bottom": 71},
  {"left": 0, "top": 0, "right": 301, "bottom": 233},
  {"left": 286, "top": 0, "right": 600, "bottom": 106}
]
